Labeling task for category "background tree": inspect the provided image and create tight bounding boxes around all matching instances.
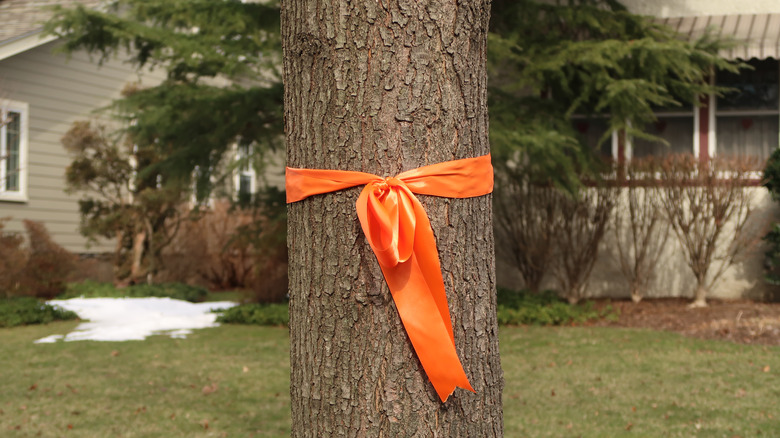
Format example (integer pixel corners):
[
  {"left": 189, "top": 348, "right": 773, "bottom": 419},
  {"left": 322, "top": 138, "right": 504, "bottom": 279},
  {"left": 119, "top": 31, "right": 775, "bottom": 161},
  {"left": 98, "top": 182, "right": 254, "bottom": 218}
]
[
  {"left": 488, "top": 0, "right": 738, "bottom": 192},
  {"left": 283, "top": 0, "right": 502, "bottom": 435},
  {"left": 61, "top": 115, "right": 189, "bottom": 284},
  {"left": 45, "top": 0, "right": 283, "bottom": 199}
]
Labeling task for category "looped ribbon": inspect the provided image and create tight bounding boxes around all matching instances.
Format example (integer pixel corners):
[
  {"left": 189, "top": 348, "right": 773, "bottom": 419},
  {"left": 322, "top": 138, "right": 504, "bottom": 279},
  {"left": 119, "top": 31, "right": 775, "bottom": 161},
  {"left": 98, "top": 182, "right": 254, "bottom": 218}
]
[{"left": 286, "top": 154, "right": 493, "bottom": 402}]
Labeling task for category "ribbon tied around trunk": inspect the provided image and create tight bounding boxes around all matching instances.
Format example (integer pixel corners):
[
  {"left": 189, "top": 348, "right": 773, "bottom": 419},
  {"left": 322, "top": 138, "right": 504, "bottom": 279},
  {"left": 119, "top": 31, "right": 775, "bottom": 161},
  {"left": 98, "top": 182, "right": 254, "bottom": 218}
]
[{"left": 285, "top": 154, "right": 493, "bottom": 402}]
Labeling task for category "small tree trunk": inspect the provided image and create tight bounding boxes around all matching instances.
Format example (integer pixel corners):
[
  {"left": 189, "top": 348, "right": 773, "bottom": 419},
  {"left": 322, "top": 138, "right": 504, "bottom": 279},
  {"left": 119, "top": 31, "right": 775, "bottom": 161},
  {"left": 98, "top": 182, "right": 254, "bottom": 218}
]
[
  {"left": 283, "top": 0, "right": 502, "bottom": 436},
  {"left": 566, "top": 283, "right": 583, "bottom": 305},
  {"left": 527, "top": 277, "right": 543, "bottom": 295},
  {"left": 630, "top": 282, "right": 643, "bottom": 304},
  {"left": 130, "top": 230, "right": 146, "bottom": 283},
  {"left": 690, "top": 282, "right": 708, "bottom": 308}
]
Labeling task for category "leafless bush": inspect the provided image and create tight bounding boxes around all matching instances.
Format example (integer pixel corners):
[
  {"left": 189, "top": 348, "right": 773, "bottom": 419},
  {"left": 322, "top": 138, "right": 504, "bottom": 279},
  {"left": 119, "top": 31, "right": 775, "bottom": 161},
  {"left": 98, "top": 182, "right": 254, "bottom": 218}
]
[
  {"left": 161, "top": 193, "right": 288, "bottom": 303},
  {"left": 553, "top": 184, "right": 617, "bottom": 304},
  {"left": 162, "top": 200, "right": 255, "bottom": 289},
  {"left": 493, "top": 165, "right": 562, "bottom": 292},
  {"left": 613, "top": 158, "right": 671, "bottom": 303},
  {"left": 0, "top": 218, "right": 26, "bottom": 297},
  {"left": 658, "top": 154, "right": 757, "bottom": 307},
  {"left": 21, "top": 220, "right": 77, "bottom": 299},
  {"left": 494, "top": 162, "right": 617, "bottom": 302}
]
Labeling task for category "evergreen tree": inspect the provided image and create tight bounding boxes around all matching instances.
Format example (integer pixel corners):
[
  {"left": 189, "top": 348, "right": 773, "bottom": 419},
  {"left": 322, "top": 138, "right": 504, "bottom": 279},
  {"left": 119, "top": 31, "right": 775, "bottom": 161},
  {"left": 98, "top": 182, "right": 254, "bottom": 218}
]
[
  {"left": 488, "top": 0, "right": 739, "bottom": 192},
  {"left": 44, "top": 0, "right": 283, "bottom": 197}
]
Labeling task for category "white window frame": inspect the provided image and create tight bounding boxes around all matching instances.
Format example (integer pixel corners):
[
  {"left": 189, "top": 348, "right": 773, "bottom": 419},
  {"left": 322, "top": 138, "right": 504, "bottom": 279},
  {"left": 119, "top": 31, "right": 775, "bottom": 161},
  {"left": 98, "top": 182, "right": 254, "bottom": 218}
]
[
  {"left": 0, "top": 100, "right": 29, "bottom": 202},
  {"left": 233, "top": 143, "right": 256, "bottom": 200}
]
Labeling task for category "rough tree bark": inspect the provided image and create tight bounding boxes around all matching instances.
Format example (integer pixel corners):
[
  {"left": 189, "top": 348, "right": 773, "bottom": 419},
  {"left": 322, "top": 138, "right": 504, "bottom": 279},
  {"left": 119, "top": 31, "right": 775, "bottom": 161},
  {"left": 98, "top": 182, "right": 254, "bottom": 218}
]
[{"left": 282, "top": 1, "right": 503, "bottom": 436}]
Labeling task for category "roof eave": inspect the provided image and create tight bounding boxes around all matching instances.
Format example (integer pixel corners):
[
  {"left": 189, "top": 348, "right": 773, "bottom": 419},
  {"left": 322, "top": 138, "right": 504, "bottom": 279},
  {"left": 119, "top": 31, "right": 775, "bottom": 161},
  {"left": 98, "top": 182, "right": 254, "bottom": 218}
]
[{"left": 0, "top": 30, "right": 58, "bottom": 62}]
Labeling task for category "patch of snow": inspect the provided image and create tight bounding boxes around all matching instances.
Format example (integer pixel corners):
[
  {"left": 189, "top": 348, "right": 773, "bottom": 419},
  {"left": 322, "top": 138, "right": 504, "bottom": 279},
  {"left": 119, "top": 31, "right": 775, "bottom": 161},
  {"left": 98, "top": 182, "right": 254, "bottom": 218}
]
[
  {"left": 35, "top": 334, "right": 64, "bottom": 344},
  {"left": 34, "top": 297, "right": 237, "bottom": 344}
]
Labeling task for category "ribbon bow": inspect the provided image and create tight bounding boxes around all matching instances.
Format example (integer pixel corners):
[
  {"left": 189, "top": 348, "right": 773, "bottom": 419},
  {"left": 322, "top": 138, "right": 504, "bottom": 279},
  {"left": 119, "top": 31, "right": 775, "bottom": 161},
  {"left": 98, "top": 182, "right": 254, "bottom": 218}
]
[{"left": 285, "top": 154, "right": 493, "bottom": 401}]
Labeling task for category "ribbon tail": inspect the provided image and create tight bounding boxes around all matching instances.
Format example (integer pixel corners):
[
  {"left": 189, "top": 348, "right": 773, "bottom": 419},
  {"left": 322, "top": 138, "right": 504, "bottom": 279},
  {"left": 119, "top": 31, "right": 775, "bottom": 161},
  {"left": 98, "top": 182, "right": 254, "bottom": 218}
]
[
  {"left": 356, "top": 180, "right": 474, "bottom": 402},
  {"left": 378, "top": 253, "right": 474, "bottom": 401}
]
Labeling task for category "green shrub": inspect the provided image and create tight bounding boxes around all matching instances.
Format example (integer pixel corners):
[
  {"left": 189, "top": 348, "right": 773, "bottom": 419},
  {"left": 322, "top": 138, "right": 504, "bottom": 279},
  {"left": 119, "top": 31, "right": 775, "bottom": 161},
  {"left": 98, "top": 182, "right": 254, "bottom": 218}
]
[
  {"left": 60, "top": 280, "right": 208, "bottom": 303},
  {"left": 214, "top": 289, "right": 615, "bottom": 327},
  {"left": 763, "top": 148, "right": 780, "bottom": 200},
  {"left": 0, "top": 297, "right": 78, "bottom": 328},
  {"left": 496, "top": 287, "right": 614, "bottom": 326},
  {"left": 126, "top": 283, "right": 208, "bottom": 302},
  {"left": 216, "top": 303, "right": 289, "bottom": 326},
  {"left": 764, "top": 224, "right": 780, "bottom": 288},
  {"left": 60, "top": 280, "right": 116, "bottom": 298},
  {"left": 764, "top": 150, "right": 780, "bottom": 288}
]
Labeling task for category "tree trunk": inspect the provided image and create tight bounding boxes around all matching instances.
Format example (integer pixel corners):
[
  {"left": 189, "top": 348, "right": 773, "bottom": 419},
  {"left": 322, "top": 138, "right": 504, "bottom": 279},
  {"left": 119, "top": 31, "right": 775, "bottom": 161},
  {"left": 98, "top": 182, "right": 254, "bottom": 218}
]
[
  {"left": 282, "top": 1, "right": 502, "bottom": 436},
  {"left": 130, "top": 229, "right": 146, "bottom": 283},
  {"left": 630, "top": 281, "right": 642, "bottom": 304},
  {"left": 690, "top": 283, "right": 708, "bottom": 308}
]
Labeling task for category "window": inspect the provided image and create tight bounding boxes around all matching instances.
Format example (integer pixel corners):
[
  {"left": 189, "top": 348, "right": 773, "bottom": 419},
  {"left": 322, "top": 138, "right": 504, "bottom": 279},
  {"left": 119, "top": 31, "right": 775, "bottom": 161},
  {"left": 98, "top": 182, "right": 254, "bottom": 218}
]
[
  {"left": 715, "top": 59, "right": 779, "bottom": 164},
  {"left": 234, "top": 144, "right": 256, "bottom": 204},
  {"left": 632, "top": 112, "right": 695, "bottom": 158},
  {"left": 572, "top": 116, "right": 612, "bottom": 159},
  {"left": 0, "top": 101, "right": 28, "bottom": 202},
  {"left": 570, "top": 60, "right": 780, "bottom": 166}
]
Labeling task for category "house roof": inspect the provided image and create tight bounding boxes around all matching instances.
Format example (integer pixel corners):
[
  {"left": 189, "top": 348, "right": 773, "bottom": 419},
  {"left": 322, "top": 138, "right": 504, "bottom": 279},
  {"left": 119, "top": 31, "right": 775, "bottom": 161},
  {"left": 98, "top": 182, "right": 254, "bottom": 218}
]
[
  {"left": 660, "top": 14, "right": 780, "bottom": 60},
  {"left": 0, "top": 0, "right": 102, "bottom": 60}
]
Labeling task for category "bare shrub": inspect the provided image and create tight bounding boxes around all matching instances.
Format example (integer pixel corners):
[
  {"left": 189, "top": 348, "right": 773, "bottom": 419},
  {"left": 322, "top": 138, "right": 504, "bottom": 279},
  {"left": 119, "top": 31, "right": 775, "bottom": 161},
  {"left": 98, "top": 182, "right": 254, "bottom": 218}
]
[
  {"left": 658, "top": 154, "right": 757, "bottom": 307},
  {"left": 0, "top": 218, "right": 27, "bottom": 297},
  {"left": 162, "top": 200, "right": 254, "bottom": 289},
  {"left": 493, "top": 165, "right": 562, "bottom": 293},
  {"left": 161, "top": 188, "right": 288, "bottom": 303},
  {"left": 553, "top": 184, "right": 617, "bottom": 304},
  {"left": 242, "top": 211, "right": 287, "bottom": 304},
  {"left": 612, "top": 158, "right": 671, "bottom": 303},
  {"left": 20, "top": 220, "right": 76, "bottom": 299}
]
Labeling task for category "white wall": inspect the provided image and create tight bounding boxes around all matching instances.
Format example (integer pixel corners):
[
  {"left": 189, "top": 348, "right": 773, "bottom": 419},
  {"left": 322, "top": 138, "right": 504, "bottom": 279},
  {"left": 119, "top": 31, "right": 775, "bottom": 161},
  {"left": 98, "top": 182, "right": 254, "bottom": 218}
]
[{"left": 621, "top": 0, "right": 780, "bottom": 17}]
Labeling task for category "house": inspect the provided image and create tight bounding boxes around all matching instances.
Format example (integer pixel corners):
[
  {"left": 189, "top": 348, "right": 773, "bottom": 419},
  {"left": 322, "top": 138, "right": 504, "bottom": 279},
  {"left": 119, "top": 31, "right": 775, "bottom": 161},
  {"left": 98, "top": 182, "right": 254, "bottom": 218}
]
[
  {"left": 537, "top": 1, "right": 780, "bottom": 301},
  {"left": 624, "top": 1, "right": 780, "bottom": 165},
  {"left": 495, "top": 1, "right": 780, "bottom": 301},
  {"left": 0, "top": 0, "right": 167, "bottom": 254}
]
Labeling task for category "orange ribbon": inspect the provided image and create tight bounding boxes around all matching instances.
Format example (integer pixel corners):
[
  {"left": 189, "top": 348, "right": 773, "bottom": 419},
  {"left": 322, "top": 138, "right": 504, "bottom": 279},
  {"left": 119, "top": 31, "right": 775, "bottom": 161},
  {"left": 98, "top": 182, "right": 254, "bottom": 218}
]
[{"left": 286, "top": 154, "right": 493, "bottom": 402}]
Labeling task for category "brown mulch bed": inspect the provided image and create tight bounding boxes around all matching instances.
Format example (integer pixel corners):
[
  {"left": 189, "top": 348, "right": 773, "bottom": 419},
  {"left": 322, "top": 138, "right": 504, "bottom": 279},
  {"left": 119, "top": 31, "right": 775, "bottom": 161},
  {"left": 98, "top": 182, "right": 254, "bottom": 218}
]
[{"left": 592, "top": 298, "right": 780, "bottom": 346}]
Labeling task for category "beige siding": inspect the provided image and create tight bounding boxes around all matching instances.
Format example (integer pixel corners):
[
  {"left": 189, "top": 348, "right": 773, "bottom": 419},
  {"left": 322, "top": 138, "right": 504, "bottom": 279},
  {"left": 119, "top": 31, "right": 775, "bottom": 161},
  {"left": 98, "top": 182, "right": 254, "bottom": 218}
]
[{"left": 0, "top": 40, "right": 165, "bottom": 253}]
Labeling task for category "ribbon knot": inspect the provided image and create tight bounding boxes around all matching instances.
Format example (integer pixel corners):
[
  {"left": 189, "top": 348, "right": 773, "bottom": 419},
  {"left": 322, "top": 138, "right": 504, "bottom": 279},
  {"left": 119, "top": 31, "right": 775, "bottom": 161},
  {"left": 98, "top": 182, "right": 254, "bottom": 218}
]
[
  {"left": 362, "top": 178, "right": 416, "bottom": 267},
  {"left": 285, "top": 154, "right": 493, "bottom": 402}
]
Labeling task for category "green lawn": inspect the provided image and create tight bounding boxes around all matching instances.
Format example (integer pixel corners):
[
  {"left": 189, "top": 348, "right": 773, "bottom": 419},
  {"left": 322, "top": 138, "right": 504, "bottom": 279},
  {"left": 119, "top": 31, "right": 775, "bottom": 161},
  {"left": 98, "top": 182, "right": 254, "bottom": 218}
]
[
  {"left": 0, "top": 322, "right": 290, "bottom": 437},
  {"left": 1, "top": 323, "right": 778, "bottom": 437},
  {"left": 502, "top": 327, "right": 780, "bottom": 437}
]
